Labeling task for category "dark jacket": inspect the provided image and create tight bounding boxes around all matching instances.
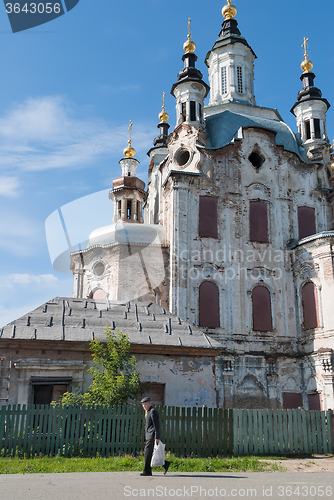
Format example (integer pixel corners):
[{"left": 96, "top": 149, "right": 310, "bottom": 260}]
[{"left": 145, "top": 405, "right": 161, "bottom": 440}]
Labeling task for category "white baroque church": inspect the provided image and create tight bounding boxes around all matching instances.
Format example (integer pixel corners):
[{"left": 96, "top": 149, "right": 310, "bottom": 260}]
[{"left": 1, "top": 1, "right": 334, "bottom": 410}]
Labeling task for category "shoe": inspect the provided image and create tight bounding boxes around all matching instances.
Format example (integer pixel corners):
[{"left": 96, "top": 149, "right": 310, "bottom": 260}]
[
  {"left": 163, "top": 461, "right": 170, "bottom": 475},
  {"left": 140, "top": 472, "right": 152, "bottom": 476}
]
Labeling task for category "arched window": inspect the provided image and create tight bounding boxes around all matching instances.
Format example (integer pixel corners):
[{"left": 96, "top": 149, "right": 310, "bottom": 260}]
[
  {"left": 199, "top": 281, "right": 220, "bottom": 328},
  {"left": 302, "top": 282, "right": 318, "bottom": 329},
  {"left": 252, "top": 285, "right": 272, "bottom": 331},
  {"left": 92, "top": 289, "right": 106, "bottom": 300}
]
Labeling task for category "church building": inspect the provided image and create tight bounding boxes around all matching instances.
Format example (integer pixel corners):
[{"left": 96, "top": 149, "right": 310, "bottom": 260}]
[{"left": 1, "top": 1, "right": 334, "bottom": 410}]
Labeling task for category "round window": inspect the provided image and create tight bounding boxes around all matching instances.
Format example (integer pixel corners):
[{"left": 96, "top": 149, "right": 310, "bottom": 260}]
[
  {"left": 93, "top": 261, "right": 105, "bottom": 277},
  {"left": 175, "top": 148, "right": 190, "bottom": 167}
]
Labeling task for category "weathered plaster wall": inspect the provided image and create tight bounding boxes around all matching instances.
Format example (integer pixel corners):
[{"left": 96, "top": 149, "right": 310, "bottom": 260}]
[
  {"left": 72, "top": 244, "right": 170, "bottom": 307},
  {"left": 148, "top": 121, "right": 334, "bottom": 409},
  {"left": 136, "top": 354, "right": 217, "bottom": 407}
]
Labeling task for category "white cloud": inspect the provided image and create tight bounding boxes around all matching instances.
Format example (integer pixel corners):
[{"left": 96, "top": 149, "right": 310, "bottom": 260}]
[
  {"left": 2, "top": 273, "right": 58, "bottom": 287},
  {"left": 0, "top": 96, "right": 155, "bottom": 173},
  {"left": 0, "top": 213, "right": 42, "bottom": 255},
  {"left": 0, "top": 176, "right": 20, "bottom": 197}
]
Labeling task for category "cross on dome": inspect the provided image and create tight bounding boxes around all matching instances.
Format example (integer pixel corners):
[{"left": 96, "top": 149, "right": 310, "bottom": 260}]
[
  {"left": 123, "top": 120, "right": 136, "bottom": 158},
  {"left": 300, "top": 36, "right": 313, "bottom": 73},
  {"left": 183, "top": 17, "right": 196, "bottom": 53},
  {"left": 159, "top": 91, "right": 169, "bottom": 123}
]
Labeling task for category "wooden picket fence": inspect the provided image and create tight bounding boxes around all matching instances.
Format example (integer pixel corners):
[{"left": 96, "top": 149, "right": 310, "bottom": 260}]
[
  {"left": 234, "top": 409, "right": 333, "bottom": 455},
  {"left": 0, "top": 405, "right": 332, "bottom": 458}
]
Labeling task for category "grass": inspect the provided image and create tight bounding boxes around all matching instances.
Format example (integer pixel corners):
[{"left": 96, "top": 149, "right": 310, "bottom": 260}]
[{"left": 0, "top": 453, "right": 284, "bottom": 474}]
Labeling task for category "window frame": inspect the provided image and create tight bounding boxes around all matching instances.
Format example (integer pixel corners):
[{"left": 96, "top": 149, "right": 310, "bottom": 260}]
[
  {"left": 199, "top": 196, "right": 218, "bottom": 239},
  {"left": 237, "top": 66, "right": 243, "bottom": 94},
  {"left": 297, "top": 206, "right": 316, "bottom": 240},
  {"left": 221, "top": 66, "right": 227, "bottom": 95},
  {"left": 251, "top": 284, "right": 273, "bottom": 332},
  {"left": 301, "top": 281, "right": 319, "bottom": 330},
  {"left": 249, "top": 200, "right": 269, "bottom": 243},
  {"left": 198, "top": 280, "right": 220, "bottom": 328}
]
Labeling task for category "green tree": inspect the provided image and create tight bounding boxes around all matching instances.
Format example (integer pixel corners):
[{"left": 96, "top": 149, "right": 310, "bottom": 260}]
[{"left": 60, "top": 327, "right": 140, "bottom": 405}]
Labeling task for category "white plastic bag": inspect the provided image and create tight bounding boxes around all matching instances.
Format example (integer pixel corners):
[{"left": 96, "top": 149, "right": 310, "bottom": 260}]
[{"left": 150, "top": 441, "right": 165, "bottom": 467}]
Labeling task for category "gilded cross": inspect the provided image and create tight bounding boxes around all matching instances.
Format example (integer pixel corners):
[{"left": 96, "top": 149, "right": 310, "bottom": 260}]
[
  {"left": 128, "top": 120, "right": 133, "bottom": 143},
  {"left": 162, "top": 91, "right": 166, "bottom": 111},
  {"left": 302, "top": 37, "right": 309, "bottom": 57},
  {"left": 187, "top": 18, "right": 191, "bottom": 39}
]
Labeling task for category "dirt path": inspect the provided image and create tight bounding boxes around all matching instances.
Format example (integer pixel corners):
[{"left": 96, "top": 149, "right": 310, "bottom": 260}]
[{"left": 260, "top": 455, "right": 334, "bottom": 472}]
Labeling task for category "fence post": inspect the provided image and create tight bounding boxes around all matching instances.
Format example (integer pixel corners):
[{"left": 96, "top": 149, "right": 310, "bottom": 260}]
[{"left": 331, "top": 410, "right": 334, "bottom": 453}]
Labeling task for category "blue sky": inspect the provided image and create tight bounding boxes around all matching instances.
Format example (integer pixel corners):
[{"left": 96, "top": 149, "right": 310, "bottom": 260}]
[{"left": 0, "top": 0, "right": 333, "bottom": 327}]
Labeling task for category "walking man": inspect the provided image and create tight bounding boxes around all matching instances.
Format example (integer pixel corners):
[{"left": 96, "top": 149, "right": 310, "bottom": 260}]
[{"left": 140, "top": 397, "right": 170, "bottom": 476}]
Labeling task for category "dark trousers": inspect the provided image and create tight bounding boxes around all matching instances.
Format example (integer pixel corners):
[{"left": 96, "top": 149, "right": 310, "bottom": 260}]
[{"left": 144, "top": 437, "right": 155, "bottom": 473}]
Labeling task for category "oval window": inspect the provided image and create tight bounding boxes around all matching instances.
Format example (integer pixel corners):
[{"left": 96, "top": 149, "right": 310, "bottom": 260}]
[
  {"left": 93, "top": 261, "right": 105, "bottom": 277},
  {"left": 175, "top": 149, "right": 190, "bottom": 167}
]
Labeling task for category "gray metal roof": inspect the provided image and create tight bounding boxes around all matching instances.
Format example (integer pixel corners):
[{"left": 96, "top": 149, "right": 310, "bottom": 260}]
[
  {"left": 205, "top": 109, "right": 305, "bottom": 159},
  {"left": 0, "top": 297, "right": 222, "bottom": 352}
]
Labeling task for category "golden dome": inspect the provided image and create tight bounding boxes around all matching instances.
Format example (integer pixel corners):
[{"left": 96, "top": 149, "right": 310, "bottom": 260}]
[
  {"left": 123, "top": 120, "right": 136, "bottom": 158},
  {"left": 301, "top": 37, "right": 313, "bottom": 73},
  {"left": 183, "top": 39, "right": 196, "bottom": 54},
  {"left": 123, "top": 145, "right": 136, "bottom": 158},
  {"left": 159, "top": 110, "right": 169, "bottom": 123},
  {"left": 184, "top": 17, "right": 196, "bottom": 54},
  {"left": 222, "top": 0, "right": 237, "bottom": 20},
  {"left": 301, "top": 57, "right": 313, "bottom": 73}
]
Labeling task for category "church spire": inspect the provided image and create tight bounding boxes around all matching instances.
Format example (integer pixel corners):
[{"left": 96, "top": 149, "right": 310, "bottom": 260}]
[
  {"left": 291, "top": 38, "right": 330, "bottom": 153},
  {"left": 152, "top": 92, "right": 170, "bottom": 149},
  {"left": 171, "top": 18, "right": 209, "bottom": 127},
  {"left": 109, "top": 121, "right": 146, "bottom": 223},
  {"left": 205, "top": 1, "right": 256, "bottom": 107}
]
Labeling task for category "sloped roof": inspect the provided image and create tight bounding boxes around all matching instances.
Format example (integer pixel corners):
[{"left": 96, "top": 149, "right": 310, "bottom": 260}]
[
  {"left": 205, "top": 109, "right": 305, "bottom": 159},
  {"left": 0, "top": 297, "right": 222, "bottom": 354}
]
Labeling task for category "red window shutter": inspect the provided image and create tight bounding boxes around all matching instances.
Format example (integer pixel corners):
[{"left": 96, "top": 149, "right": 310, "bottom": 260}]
[
  {"left": 252, "top": 286, "right": 272, "bottom": 331},
  {"left": 302, "top": 282, "right": 318, "bottom": 329},
  {"left": 199, "top": 281, "right": 220, "bottom": 328},
  {"left": 308, "top": 393, "right": 321, "bottom": 410},
  {"left": 298, "top": 206, "right": 316, "bottom": 240},
  {"left": 283, "top": 393, "right": 303, "bottom": 409},
  {"left": 199, "top": 197, "right": 218, "bottom": 238},
  {"left": 250, "top": 201, "right": 268, "bottom": 242}
]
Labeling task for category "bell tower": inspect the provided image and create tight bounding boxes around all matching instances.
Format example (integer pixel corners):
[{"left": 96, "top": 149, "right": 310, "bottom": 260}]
[
  {"left": 205, "top": 0, "right": 256, "bottom": 108},
  {"left": 291, "top": 38, "right": 330, "bottom": 155},
  {"left": 109, "top": 121, "right": 146, "bottom": 223},
  {"left": 171, "top": 19, "right": 210, "bottom": 128}
]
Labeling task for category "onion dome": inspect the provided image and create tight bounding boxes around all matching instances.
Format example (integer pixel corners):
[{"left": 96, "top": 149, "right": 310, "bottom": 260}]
[{"left": 222, "top": 0, "right": 237, "bottom": 20}]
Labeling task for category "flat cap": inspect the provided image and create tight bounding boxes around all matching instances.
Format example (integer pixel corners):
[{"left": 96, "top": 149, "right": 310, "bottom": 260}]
[{"left": 140, "top": 397, "right": 151, "bottom": 403}]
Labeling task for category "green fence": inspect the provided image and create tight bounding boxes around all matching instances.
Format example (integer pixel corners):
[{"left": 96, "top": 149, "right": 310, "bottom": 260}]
[
  {"left": 234, "top": 409, "right": 333, "bottom": 455},
  {"left": 0, "top": 405, "right": 331, "bottom": 458}
]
